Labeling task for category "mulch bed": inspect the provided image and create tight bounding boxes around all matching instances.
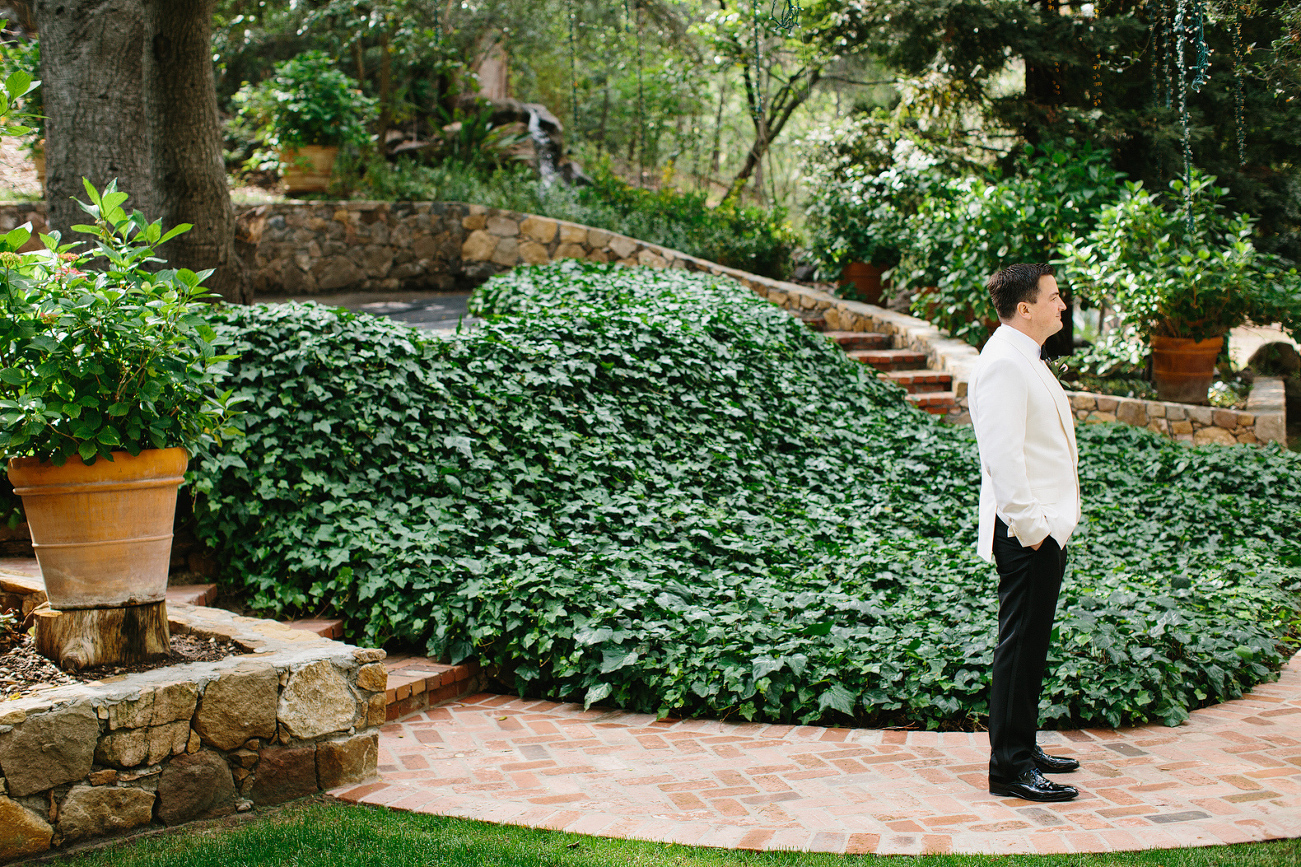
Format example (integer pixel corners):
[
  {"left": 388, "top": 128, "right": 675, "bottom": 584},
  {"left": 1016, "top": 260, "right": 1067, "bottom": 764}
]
[{"left": 1, "top": 632, "right": 240, "bottom": 702}]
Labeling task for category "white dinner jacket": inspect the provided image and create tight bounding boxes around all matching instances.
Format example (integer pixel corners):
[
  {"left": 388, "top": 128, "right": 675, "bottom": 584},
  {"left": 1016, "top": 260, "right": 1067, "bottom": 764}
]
[{"left": 969, "top": 325, "right": 1080, "bottom": 563}]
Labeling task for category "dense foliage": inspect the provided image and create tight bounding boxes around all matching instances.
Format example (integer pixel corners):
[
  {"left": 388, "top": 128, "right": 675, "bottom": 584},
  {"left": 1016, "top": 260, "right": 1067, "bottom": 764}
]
[
  {"left": 233, "top": 50, "right": 375, "bottom": 150},
  {"left": 191, "top": 263, "right": 1301, "bottom": 730}
]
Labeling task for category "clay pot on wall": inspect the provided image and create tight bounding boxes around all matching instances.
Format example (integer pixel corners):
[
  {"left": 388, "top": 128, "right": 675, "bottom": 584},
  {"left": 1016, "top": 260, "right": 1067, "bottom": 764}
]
[
  {"left": 1150, "top": 335, "right": 1224, "bottom": 405},
  {"left": 839, "top": 262, "right": 885, "bottom": 306},
  {"left": 279, "top": 145, "right": 339, "bottom": 195},
  {"left": 7, "top": 448, "right": 187, "bottom": 610}
]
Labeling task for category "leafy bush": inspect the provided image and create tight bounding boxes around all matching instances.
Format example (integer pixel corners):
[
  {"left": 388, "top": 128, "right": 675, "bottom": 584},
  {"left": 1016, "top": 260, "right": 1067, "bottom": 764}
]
[
  {"left": 349, "top": 159, "right": 799, "bottom": 279},
  {"left": 191, "top": 262, "right": 1301, "bottom": 730},
  {"left": 1058, "top": 173, "right": 1301, "bottom": 342},
  {"left": 895, "top": 141, "right": 1124, "bottom": 347},
  {"left": 232, "top": 50, "right": 375, "bottom": 150}
]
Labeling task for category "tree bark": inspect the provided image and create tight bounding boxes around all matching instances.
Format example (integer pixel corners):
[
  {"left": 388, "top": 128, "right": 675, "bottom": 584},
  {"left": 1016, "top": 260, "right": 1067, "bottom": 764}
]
[
  {"left": 34, "top": 601, "right": 170, "bottom": 670},
  {"left": 32, "top": 0, "right": 154, "bottom": 243},
  {"left": 722, "top": 67, "right": 820, "bottom": 205},
  {"left": 140, "top": 0, "right": 251, "bottom": 303}
]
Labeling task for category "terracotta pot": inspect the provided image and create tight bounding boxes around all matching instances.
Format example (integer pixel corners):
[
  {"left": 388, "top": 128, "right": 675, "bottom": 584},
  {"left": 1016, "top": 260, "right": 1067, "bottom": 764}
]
[
  {"left": 839, "top": 261, "right": 885, "bottom": 306},
  {"left": 279, "top": 144, "right": 339, "bottom": 195},
  {"left": 1150, "top": 334, "right": 1224, "bottom": 405},
  {"left": 7, "top": 448, "right": 187, "bottom": 610}
]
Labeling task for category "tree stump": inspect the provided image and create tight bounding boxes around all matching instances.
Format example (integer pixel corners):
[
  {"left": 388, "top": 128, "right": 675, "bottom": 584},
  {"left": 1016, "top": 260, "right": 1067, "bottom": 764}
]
[{"left": 33, "top": 601, "right": 170, "bottom": 671}]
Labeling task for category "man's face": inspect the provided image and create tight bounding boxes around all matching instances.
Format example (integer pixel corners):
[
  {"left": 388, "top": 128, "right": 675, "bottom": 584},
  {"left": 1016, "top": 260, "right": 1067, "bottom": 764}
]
[{"left": 1021, "top": 275, "right": 1066, "bottom": 340}]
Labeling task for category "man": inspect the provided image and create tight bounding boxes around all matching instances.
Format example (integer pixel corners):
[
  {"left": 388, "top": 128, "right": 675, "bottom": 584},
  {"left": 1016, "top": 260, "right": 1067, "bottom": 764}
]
[{"left": 968, "top": 264, "right": 1082, "bottom": 802}]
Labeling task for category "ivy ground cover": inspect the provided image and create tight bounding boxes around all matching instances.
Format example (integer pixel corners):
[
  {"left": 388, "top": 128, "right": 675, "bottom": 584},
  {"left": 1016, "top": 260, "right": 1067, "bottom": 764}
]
[{"left": 192, "top": 261, "right": 1301, "bottom": 730}]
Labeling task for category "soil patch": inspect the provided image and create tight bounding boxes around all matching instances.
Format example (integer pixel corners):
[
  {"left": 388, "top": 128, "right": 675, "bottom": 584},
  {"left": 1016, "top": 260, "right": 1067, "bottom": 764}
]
[{"left": 0, "top": 632, "right": 240, "bottom": 701}]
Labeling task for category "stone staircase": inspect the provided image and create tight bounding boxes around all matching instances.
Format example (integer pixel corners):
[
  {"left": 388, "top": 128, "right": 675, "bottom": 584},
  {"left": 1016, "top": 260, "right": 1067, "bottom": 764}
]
[{"left": 817, "top": 326, "right": 958, "bottom": 416}]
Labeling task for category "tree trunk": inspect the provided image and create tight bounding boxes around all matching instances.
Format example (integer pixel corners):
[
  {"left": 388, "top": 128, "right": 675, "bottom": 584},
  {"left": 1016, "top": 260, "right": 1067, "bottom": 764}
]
[
  {"left": 32, "top": 0, "right": 154, "bottom": 242},
  {"left": 34, "top": 601, "right": 170, "bottom": 670},
  {"left": 140, "top": 0, "right": 251, "bottom": 303}
]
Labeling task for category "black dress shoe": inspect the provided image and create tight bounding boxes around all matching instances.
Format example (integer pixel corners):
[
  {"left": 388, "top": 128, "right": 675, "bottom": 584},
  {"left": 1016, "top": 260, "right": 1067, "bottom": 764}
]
[
  {"left": 989, "top": 768, "right": 1079, "bottom": 802},
  {"left": 1033, "top": 745, "right": 1080, "bottom": 773}
]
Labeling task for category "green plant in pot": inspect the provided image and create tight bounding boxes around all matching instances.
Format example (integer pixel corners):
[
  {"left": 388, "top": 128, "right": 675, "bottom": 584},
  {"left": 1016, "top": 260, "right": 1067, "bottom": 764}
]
[
  {"left": 233, "top": 49, "right": 375, "bottom": 195},
  {"left": 1059, "top": 173, "right": 1301, "bottom": 404},
  {"left": 0, "top": 179, "right": 238, "bottom": 669}
]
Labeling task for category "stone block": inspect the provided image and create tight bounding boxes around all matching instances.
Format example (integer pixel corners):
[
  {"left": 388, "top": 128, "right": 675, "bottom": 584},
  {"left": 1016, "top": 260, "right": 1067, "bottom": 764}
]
[
  {"left": 194, "top": 661, "right": 278, "bottom": 751},
  {"left": 250, "top": 747, "right": 318, "bottom": 806},
  {"left": 460, "top": 230, "right": 496, "bottom": 262},
  {"left": 586, "top": 228, "right": 613, "bottom": 248},
  {"left": 1115, "top": 401, "right": 1147, "bottom": 427},
  {"left": 1086, "top": 412, "right": 1117, "bottom": 424},
  {"left": 57, "top": 785, "right": 155, "bottom": 841},
  {"left": 360, "top": 246, "right": 394, "bottom": 278},
  {"left": 1146, "top": 403, "right": 1165, "bottom": 419},
  {"left": 1236, "top": 431, "right": 1258, "bottom": 444},
  {"left": 1171, "top": 420, "right": 1194, "bottom": 435},
  {"left": 585, "top": 249, "right": 609, "bottom": 263},
  {"left": 0, "top": 704, "right": 99, "bottom": 797},
  {"left": 486, "top": 215, "right": 519, "bottom": 236},
  {"left": 1194, "top": 426, "right": 1237, "bottom": 446},
  {"left": 156, "top": 751, "right": 236, "bottom": 826},
  {"left": 278, "top": 660, "right": 358, "bottom": 740},
  {"left": 823, "top": 308, "right": 842, "bottom": 330},
  {"left": 520, "top": 216, "right": 558, "bottom": 244},
  {"left": 553, "top": 243, "right": 587, "bottom": 260},
  {"left": 607, "top": 236, "right": 637, "bottom": 259},
  {"left": 1070, "top": 394, "right": 1095, "bottom": 411},
  {"left": 313, "top": 256, "right": 366, "bottom": 292},
  {"left": 0, "top": 795, "right": 51, "bottom": 859},
  {"left": 1188, "top": 406, "right": 1213, "bottom": 425},
  {"left": 559, "top": 224, "right": 587, "bottom": 244},
  {"left": 356, "top": 663, "right": 387, "bottom": 693},
  {"left": 1147, "top": 420, "right": 1169, "bottom": 435},
  {"left": 1255, "top": 413, "right": 1285, "bottom": 444},
  {"left": 518, "top": 241, "right": 550, "bottom": 265},
  {"left": 367, "top": 693, "right": 386, "bottom": 728},
  {"left": 1236, "top": 412, "right": 1254, "bottom": 426},
  {"left": 316, "top": 733, "right": 378, "bottom": 790},
  {"left": 490, "top": 237, "right": 519, "bottom": 267},
  {"left": 462, "top": 214, "right": 486, "bottom": 231},
  {"left": 1096, "top": 397, "right": 1118, "bottom": 413},
  {"left": 97, "top": 720, "right": 191, "bottom": 769},
  {"left": 411, "top": 233, "right": 440, "bottom": 260},
  {"left": 1165, "top": 405, "right": 1187, "bottom": 421},
  {"left": 1213, "top": 409, "right": 1238, "bottom": 428},
  {"left": 636, "top": 249, "right": 667, "bottom": 269}
]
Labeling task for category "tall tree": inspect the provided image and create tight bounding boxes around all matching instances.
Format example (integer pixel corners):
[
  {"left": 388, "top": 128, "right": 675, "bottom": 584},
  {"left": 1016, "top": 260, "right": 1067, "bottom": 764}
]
[
  {"left": 32, "top": 0, "right": 154, "bottom": 243},
  {"left": 141, "top": 0, "right": 249, "bottom": 303}
]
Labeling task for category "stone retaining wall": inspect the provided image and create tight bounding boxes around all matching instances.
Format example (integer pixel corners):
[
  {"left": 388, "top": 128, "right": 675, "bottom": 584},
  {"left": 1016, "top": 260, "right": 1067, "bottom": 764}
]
[
  {"left": 0, "top": 585, "right": 386, "bottom": 862},
  {"left": 0, "top": 200, "right": 1284, "bottom": 444}
]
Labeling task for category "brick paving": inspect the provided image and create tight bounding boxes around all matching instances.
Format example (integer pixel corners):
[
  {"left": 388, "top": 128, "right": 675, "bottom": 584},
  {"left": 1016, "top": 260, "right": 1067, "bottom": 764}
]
[{"left": 334, "top": 650, "right": 1301, "bottom": 855}]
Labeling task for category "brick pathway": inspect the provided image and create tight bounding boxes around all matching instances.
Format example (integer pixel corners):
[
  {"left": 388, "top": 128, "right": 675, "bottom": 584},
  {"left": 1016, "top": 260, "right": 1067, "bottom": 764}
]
[{"left": 333, "top": 651, "right": 1301, "bottom": 855}]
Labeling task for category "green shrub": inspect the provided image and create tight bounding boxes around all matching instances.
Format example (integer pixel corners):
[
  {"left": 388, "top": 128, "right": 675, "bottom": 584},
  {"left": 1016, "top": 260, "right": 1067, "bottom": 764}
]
[{"left": 191, "top": 262, "right": 1301, "bottom": 730}]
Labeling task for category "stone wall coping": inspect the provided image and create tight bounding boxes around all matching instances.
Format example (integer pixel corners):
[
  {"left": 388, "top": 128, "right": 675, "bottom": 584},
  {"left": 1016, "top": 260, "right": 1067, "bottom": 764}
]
[{"left": 1, "top": 603, "right": 380, "bottom": 724}]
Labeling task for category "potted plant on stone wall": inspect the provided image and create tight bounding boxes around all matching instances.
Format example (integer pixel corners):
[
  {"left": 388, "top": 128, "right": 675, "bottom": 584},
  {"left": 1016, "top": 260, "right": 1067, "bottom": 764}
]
[
  {"left": 0, "top": 179, "right": 239, "bottom": 669},
  {"left": 1060, "top": 174, "right": 1301, "bottom": 404},
  {"left": 234, "top": 50, "right": 374, "bottom": 196}
]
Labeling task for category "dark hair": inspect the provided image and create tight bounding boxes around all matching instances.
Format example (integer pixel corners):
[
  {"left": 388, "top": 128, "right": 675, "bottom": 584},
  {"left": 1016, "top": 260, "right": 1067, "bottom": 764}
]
[{"left": 988, "top": 264, "right": 1055, "bottom": 321}]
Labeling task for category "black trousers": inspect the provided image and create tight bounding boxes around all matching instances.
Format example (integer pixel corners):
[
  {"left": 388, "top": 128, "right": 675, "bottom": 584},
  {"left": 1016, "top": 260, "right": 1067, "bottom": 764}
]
[{"left": 988, "top": 516, "right": 1067, "bottom": 783}]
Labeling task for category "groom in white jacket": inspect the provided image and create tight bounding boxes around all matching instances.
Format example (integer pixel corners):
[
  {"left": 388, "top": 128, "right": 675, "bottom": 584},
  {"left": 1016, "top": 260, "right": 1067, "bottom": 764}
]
[{"left": 969, "top": 264, "right": 1083, "bottom": 802}]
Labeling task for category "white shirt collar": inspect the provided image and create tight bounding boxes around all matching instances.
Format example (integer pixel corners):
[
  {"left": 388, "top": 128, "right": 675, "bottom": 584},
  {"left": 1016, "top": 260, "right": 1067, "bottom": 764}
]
[{"left": 993, "top": 323, "right": 1043, "bottom": 362}]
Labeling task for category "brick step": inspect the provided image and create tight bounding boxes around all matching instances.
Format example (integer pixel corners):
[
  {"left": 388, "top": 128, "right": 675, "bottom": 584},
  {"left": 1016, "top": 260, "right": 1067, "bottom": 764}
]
[
  {"left": 383, "top": 656, "right": 483, "bottom": 721},
  {"left": 906, "top": 391, "right": 958, "bottom": 415},
  {"left": 800, "top": 315, "right": 827, "bottom": 332},
  {"left": 289, "top": 618, "right": 346, "bottom": 640},
  {"left": 165, "top": 584, "right": 218, "bottom": 607},
  {"left": 847, "top": 349, "right": 929, "bottom": 371},
  {"left": 878, "top": 369, "right": 953, "bottom": 394},
  {"left": 823, "top": 330, "right": 891, "bottom": 351}
]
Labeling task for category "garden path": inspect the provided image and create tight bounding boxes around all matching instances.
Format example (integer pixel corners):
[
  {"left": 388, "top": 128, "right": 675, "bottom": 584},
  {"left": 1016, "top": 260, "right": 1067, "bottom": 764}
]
[{"left": 333, "top": 650, "right": 1301, "bottom": 856}]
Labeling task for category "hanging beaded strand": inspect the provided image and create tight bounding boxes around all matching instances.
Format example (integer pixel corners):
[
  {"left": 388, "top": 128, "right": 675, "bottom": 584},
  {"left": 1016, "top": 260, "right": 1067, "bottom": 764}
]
[
  {"left": 568, "top": 0, "right": 580, "bottom": 137},
  {"left": 1233, "top": 7, "right": 1246, "bottom": 166}
]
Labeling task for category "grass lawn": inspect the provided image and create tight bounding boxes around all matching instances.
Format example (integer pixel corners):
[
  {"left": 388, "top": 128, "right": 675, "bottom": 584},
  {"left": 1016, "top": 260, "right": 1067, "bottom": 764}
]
[{"left": 57, "top": 800, "right": 1301, "bottom": 867}]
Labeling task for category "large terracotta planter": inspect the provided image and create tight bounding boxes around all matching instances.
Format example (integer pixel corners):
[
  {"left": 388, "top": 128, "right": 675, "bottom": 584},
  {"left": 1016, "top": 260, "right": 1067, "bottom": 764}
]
[
  {"left": 839, "top": 261, "right": 885, "bottom": 306},
  {"left": 1150, "top": 335, "right": 1224, "bottom": 405},
  {"left": 7, "top": 448, "right": 187, "bottom": 610},
  {"left": 279, "top": 144, "right": 339, "bottom": 195}
]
